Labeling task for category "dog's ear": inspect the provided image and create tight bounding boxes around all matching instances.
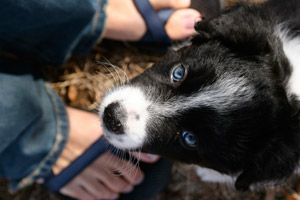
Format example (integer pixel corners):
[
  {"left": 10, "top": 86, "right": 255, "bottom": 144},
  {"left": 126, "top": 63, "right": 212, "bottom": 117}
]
[
  {"left": 193, "top": 4, "right": 271, "bottom": 56},
  {"left": 192, "top": 20, "right": 214, "bottom": 44}
]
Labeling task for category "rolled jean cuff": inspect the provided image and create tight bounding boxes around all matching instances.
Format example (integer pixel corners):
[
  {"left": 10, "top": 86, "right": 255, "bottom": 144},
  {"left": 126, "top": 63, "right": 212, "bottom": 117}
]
[
  {"left": 10, "top": 83, "right": 69, "bottom": 191},
  {"left": 72, "top": 0, "right": 108, "bottom": 56}
]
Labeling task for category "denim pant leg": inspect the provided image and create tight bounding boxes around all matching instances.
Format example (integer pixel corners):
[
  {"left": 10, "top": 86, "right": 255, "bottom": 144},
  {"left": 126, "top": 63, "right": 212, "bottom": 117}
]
[
  {"left": 0, "top": 62, "right": 68, "bottom": 191},
  {"left": 0, "top": 0, "right": 108, "bottom": 191},
  {"left": 0, "top": 0, "right": 108, "bottom": 66}
]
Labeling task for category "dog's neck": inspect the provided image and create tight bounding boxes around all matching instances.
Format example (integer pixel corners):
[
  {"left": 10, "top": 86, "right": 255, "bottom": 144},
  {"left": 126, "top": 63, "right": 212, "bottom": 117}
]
[{"left": 276, "top": 26, "right": 300, "bottom": 100}]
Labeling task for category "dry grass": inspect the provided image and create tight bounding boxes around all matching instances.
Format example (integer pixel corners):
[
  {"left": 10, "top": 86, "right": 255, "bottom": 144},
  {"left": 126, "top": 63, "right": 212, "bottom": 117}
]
[{"left": 46, "top": 41, "right": 159, "bottom": 111}]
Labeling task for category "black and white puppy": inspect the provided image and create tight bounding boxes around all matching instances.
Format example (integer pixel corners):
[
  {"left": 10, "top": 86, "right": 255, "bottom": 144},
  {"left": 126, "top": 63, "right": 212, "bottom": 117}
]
[{"left": 99, "top": 0, "right": 300, "bottom": 191}]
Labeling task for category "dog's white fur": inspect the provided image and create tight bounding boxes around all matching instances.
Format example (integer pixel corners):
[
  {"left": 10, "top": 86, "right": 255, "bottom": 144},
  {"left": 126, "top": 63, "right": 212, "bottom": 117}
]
[
  {"left": 275, "top": 25, "right": 300, "bottom": 101},
  {"left": 195, "top": 166, "right": 237, "bottom": 184},
  {"left": 100, "top": 87, "right": 150, "bottom": 149},
  {"left": 158, "top": 76, "right": 255, "bottom": 115}
]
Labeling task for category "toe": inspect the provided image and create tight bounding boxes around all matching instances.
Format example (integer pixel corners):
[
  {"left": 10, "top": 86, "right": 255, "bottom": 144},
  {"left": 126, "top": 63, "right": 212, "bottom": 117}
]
[
  {"left": 100, "top": 152, "right": 145, "bottom": 185},
  {"left": 150, "top": 0, "right": 191, "bottom": 10},
  {"left": 82, "top": 179, "right": 119, "bottom": 200},
  {"left": 131, "top": 152, "right": 160, "bottom": 163},
  {"left": 60, "top": 184, "right": 96, "bottom": 200},
  {"left": 165, "top": 8, "right": 201, "bottom": 40},
  {"left": 95, "top": 168, "right": 133, "bottom": 193}
]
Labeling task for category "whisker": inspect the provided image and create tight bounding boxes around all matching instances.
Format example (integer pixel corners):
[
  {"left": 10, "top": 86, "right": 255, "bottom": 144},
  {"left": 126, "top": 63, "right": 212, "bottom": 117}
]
[
  {"left": 97, "top": 61, "right": 119, "bottom": 87},
  {"left": 95, "top": 70, "right": 114, "bottom": 90},
  {"left": 114, "top": 63, "right": 130, "bottom": 84},
  {"left": 109, "top": 148, "right": 134, "bottom": 177},
  {"left": 283, "top": 184, "right": 300, "bottom": 199},
  {"left": 126, "top": 151, "right": 137, "bottom": 176},
  {"left": 108, "top": 146, "right": 133, "bottom": 177},
  {"left": 133, "top": 149, "right": 142, "bottom": 181},
  {"left": 103, "top": 145, "right": 117, "bottom": 173},
  {"left": 102, "top": 58, "right": 124, "bottom": 85}
]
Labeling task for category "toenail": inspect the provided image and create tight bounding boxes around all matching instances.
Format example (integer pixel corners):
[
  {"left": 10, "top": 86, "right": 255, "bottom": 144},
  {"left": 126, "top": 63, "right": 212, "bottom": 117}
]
[
  {"left": 195, "top": 16, "right": 202, "bottom": 23},
  {"left": 136, "top": 174, "right": 144, "bottom": 184},
  {"left": 183, "top": 16, "right": 197, "bottom": 29},
  {"left": 124, "top": 185, "right": 134, "bottom": 193},
  {"left": 145, "top": 153, "right": 159, "bottom": 161},
  {"left": 111, "top": 194, "right": 119, "bottom": 200},
  {"left": 176, "top": 0, "right": 191, "bottom": 7}
]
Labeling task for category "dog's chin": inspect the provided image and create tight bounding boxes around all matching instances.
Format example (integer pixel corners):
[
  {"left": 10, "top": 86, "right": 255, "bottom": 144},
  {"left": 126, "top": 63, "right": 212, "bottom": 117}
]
[{"left": 103, "top": 130, "right": 145, "bottom": 150}]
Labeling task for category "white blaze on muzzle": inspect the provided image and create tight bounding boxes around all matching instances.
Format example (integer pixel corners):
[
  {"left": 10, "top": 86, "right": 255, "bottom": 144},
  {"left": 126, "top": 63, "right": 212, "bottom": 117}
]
[{"left": 100, "top": 86, "right": 150, "bottom": 149}]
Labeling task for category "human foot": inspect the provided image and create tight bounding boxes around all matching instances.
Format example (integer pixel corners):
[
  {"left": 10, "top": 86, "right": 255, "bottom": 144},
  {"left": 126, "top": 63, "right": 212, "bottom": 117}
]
[
  {"left": 102, "top": 0, "right": 201, "bottom": 41},
  {"left": 50, "top": 107, "right": 159, "bottom": 200}
]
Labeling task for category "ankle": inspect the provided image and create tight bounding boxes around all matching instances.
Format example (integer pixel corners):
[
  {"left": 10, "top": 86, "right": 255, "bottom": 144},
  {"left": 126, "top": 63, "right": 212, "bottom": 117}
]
[
  {"left": 52, "top": 107, "right": 102, "bottom": 174},
  {"left": 103, "top": 0, "right": 146, "bottom": 41}
]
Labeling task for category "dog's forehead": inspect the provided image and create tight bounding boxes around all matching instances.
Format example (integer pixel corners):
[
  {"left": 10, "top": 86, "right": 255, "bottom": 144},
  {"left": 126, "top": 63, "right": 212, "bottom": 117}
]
[
  {"left": 182, "top": 41, "right": 227, "bottom": 59},
  {"left": 132, "top": 47, "right": 256, "bottom": 113},
  {"left": 154, "top": 74, "right": 256, "bottom": 116}
]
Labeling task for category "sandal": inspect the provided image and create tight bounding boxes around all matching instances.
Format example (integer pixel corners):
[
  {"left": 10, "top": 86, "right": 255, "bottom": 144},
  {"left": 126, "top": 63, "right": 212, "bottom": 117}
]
[
  {"left": 133, "top": 0, "right": 173, "bottom": 45},
  {"left": 133, "top": 0, "right": 224, "bottom": 45},
  {"left": 43, "top": 136, "right": 115, "bottom": 193},
  {"left": 42, "top": 136, "right": 173, "bottom": 200}
]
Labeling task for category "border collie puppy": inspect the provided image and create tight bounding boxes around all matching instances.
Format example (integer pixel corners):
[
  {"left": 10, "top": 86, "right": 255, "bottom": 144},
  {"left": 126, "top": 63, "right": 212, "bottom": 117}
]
[{"left": 99, "top": 0, "right": 300, "bottom": 190}]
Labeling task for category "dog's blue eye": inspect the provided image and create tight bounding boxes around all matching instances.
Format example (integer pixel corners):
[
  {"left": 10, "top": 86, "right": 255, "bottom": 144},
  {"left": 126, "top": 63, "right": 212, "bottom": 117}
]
[
  {"left": 171, "top": 64, "right": 185, "bottom": 83},
  {"left": 181, "top": 131, "right": 196, "bottom": 148}
]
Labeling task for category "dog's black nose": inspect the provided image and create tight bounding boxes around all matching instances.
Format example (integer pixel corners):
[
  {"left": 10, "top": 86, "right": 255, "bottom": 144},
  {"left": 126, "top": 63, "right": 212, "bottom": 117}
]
[{"left": 103, "top": 102, "right": 126, "bottom": 134}]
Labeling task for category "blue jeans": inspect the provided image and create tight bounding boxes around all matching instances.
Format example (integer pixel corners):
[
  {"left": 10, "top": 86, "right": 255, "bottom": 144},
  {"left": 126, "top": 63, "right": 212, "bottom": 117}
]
[{"left": 0, "top": 0, "right": 107, "bottom": 190}]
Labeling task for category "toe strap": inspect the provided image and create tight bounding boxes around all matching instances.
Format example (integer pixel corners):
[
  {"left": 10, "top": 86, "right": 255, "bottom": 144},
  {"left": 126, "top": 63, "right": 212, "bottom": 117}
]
[
  {"left": 43, "top": 137, "right": 113, "bottom": 192},
  {"left": 133, "top": 0, "right": 172, "bottom": 44}
]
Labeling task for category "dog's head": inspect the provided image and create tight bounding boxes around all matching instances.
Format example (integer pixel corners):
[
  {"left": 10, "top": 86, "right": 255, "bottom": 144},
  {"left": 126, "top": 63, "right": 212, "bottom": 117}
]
[{"left": 100, "top": 5, "right": 300, "bottom": 190}]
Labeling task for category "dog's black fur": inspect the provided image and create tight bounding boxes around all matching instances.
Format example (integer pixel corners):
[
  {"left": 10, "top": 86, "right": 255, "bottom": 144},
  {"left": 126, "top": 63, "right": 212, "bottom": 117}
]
[{"left": 101, "top": 0, "right": 300, "bottom": 190}]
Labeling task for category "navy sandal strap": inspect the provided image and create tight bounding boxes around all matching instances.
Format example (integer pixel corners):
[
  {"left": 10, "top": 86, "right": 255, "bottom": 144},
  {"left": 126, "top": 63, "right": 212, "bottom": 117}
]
[
  {"left": 157, "top": 9, "right": 174, "bottom": 25},
  {"left": 44, "top": 137, "right": 113, "bottom": 192},
  {"left": 133, "top": 0, "right": 172, "bottom": 44}
]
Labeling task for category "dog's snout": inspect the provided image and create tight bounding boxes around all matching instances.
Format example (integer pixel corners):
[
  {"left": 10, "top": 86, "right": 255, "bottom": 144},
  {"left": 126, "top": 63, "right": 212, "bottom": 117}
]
[{"left": 103, "top": 102, "right": 126, "bottom": 134}]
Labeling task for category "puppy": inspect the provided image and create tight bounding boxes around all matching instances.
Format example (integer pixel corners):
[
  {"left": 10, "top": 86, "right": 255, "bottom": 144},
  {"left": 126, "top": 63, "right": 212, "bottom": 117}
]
[{"left": 99, "top": 0, "right": 300, "bottom": 191}]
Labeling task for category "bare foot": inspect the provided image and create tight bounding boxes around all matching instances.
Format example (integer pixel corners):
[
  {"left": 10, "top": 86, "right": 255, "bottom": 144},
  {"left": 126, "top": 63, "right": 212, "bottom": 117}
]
[
  {"left": 103, "top": 0, "right": 201, "bottom": 41},
  {"left": 51, "top": 107, "right": 159, "bottom": 200}
]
